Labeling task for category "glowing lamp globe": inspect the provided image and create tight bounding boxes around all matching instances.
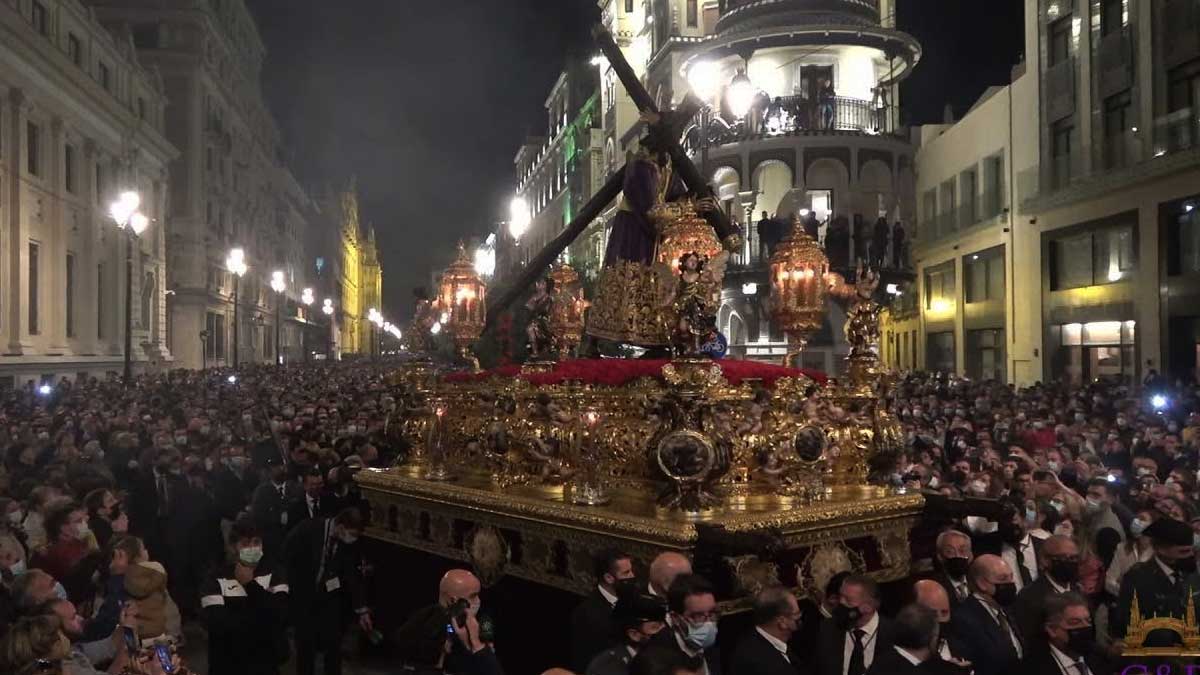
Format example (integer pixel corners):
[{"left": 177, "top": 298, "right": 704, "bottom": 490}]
[
  {"left": 438, "top": 242, "right": 487, "bottom": 370},
  {"left": 727, "top": 69, "right": 755, "bottom": 120},
  {"left": 769, "top": 214, "right": 830, "bottom": 367}
]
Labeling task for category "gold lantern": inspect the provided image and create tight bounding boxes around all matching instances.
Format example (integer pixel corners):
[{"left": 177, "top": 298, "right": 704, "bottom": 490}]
[
  {"left": 547, "top": 263, "right": 588, "bottom": 358},
  {"left": 769, "top": 215, "right": 830, "bottom": 368},
  {"left": 438, "top": 242, "right": 487, "bottom": 371},
  {"left": 656, "top": 199, "right": 724, "bottom": 270}
]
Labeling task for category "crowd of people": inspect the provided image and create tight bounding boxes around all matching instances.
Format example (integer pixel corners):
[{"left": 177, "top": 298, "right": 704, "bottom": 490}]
[
  {"left": 2, "top": 355, "right": 1200, "bottom": 675},
  {"left": 0, "top": 364, "right": 394, "bottom": 675}
]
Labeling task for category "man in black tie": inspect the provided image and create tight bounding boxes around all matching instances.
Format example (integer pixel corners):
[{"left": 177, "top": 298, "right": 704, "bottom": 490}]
[
  {"left": 286, "top": 468, "right": 326, "bottom": 532},
  {"left": 572, "top": 548, "right": 638, "bottom": 672},
  {"left": 913, "top": 580, "right": 972, "bottom": 669},
  {"left": 1023, "top": 593, "right": 1111, "bottom": 675},
  {"left": 731, "top": 585, "right": 804, "bottom": 675},
  {"left": 949, "top": 555, "right": 1023, "bottom": 675},
  {"left": 925, "top": 530, "right": 973, "bottom": 607},
  {"left": 817, "top": 575, "right": 895, "bottom": 675},
  {"left": 1111, "top": 516, "right": 1198, "bottom": 647},
  {"left": 1011, "top": 535, "right": 1079, "bottom": 645},
  {"left": 866, "top": 604, "right": 939, "bottom": 674},
  {"left": 251, "top": 455, "right": 297, "bottom": 557}
]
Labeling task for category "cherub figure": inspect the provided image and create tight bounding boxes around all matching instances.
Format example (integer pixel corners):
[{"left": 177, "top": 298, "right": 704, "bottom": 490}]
[{"left": 666, "top": 250, "right": 729, "bottom": 355}]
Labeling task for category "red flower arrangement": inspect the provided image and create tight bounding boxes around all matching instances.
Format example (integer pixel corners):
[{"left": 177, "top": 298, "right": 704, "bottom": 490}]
[{"left": 444, "top": 358, "right": 826, "bottom": 388}]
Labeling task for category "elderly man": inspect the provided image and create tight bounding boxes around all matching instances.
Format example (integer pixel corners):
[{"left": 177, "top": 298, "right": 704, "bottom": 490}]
[
  {"left": 950, "top": 555, "right": 1022, "bottom": 675},
  {"left": 648, "top": 552, "right": 691, "bottom": 598},
  {"left": 913, "top": 580, "right": 971, "bottom": 666},
  {"left": 1010, "top": 535, "right": 1080, "bottom": 645},
  {"left": 1025, "top": 592, "right": 1110, "bottom": 675},
  {"left": 926, "top": 530, "right": 973, "bottom": 605},
  {"left": 731, "top": 585, "right": 802, "bottom": 675}
]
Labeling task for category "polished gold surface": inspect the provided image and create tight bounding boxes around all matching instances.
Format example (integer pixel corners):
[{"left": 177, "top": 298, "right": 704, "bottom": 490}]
[
  {"left": 1120, "top": 589, "right": 1200, "bottom": 656},
  {"left": 547, "top": 263, "right": 588, "bottom": 358},
  {"left": 437, "top": 242, "right": 487, "bottom": 371},
  {"left": 769, "top": 216, "right": 830, "bottom": 367},
  {"left": 584, "top": 260, "right": 673, "bottom": 346}
]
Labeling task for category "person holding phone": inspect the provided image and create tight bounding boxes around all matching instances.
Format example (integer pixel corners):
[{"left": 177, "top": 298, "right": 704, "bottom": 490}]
[{"left": 394, "top": 603, "right": 503, "bottom": 675}]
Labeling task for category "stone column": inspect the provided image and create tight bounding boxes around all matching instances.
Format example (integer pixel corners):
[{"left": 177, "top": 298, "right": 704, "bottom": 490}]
[
  {"left": 81, "top": 139, "right": 99, "bottom": 356},
  {"left": 49, "top": 116, "right": 67, "bottom": 352},
  {"left": 6, "top": 89, "right": 27, "bottom": 355}
]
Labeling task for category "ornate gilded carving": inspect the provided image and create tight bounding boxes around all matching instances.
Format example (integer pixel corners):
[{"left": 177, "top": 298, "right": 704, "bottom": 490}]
[
  {"left": 1121, "top": 589, "right": 1200, "bottom": 656},
  {"left": 465, "top": 525, "right": 510, "bottom": 586},
  {"left": 585, "top": 260, "right": 674, "bottom": 346}
]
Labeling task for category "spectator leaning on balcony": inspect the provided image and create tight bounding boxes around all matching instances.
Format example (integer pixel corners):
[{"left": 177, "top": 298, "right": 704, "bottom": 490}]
[{"left": 818, "top": 78, "right": 836, "bottom": 130}]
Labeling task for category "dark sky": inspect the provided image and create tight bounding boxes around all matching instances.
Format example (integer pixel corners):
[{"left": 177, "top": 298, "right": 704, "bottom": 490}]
[{"left": 246, "top": 0, "right": 1023, "bottom": 319}]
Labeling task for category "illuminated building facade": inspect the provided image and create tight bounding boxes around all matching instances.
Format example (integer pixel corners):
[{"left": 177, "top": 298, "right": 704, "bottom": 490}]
[
  {"left": 88, "top": 0, "right": 324, "bottom": 369},
  {"left": 0, "top": 0, "right": 176, "bottom": 384},
  {"left": 324, "top": 183, "right": 381, "bottom": 359},
  {"left": 880, "top": 0, "right": 1200, "bottom": 386}
]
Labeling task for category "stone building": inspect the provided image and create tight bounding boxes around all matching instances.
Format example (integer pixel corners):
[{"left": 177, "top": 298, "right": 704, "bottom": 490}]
[
  {"left": 0, "top": 0, "right": 176, "bottom": 385},
  {"left": 86, "top": 0, "right": 324, "bottom": 369}
]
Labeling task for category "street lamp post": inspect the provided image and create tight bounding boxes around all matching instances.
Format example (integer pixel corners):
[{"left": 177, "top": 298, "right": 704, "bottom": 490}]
[
  {"left": 301, "top": 288, "right": 314, "bottom": 362},
  {"left": 322, "top": 298, "right": 334, "bottom": 360},
  {"left": 110, "top": 191, "right": 148, "bottom": 388},
  {"left": 225, "top": 248, "right": 248, "bottom": 368},
  {"left": 270, "top": 270, "right": 286, "bottom": 365}
]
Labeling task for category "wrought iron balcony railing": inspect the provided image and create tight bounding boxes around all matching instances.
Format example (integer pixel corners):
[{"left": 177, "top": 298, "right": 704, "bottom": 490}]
[{"left": 683, "top": 95, "right": 893, "bottom": 154}]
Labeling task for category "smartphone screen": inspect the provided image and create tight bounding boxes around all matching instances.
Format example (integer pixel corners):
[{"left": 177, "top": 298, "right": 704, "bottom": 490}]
[
  {"left": 122, "top": 627, "right": 138, "bottom": 654},
  {"left": 154, "top": 644, "right": 175, "bottom": 674}
]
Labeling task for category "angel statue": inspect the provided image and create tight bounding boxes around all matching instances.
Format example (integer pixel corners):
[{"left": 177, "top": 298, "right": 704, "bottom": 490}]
[
  {"left": 666, "top": 249, "right": 729, "bottom": 356},
  {"left": 403, "top": 286, "right": 438, "bottom": 355},
  {"left": 525, "top": 275, "right": 555, "bottom": 360},
  {"left": 844, "top": 261, "right": 882, "bottom": 357}
]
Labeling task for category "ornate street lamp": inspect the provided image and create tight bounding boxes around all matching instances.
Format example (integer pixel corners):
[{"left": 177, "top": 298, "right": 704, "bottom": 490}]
[
  {"left": 769, "top": 214, "right": 831, "bottom": 368},
  {"left": 270, "top": 270, "right": 286, "bottom": 365},
  {"left": 300, "top": 288, "right": 314, "bottom": 362},
  {"left": 508, "top": 197, "right": 530, "bottom": 242},
  {"left": 225, "top": 248, "right": 248, "bottom": 368},
  {"left": 110, "top": 191, "right": 147, "bottom": 387},
  {"left": 322, "top": 298, "right": 334, "bottom": 360},
  {"left": 727, "top": 69, "right": 755, "bottom": 120},
  {"left": 547, "top": 263, "right": 588, "bottom": 358},
  {"left": 438, "top": 242, "right": 487, "bottom": 371}
]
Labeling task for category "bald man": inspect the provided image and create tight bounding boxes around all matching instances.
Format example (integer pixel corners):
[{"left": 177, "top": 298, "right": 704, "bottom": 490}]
[
  {"left": 948, "top": 555, "right": 1022, "bottom": 675},
  {"left": 914, "top": 580, "right": 971, "bottom": 666},
  {"left": 440, "top": 569, "right": 487, "bottom": 675},
  {"left": 648, "top": 552, "right": 691, "bottom": 597},
  {"left": 1009, "top": 534, "right": 1079, "bottom": 645}
]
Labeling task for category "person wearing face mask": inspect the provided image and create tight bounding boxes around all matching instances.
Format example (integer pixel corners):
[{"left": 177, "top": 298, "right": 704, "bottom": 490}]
[
  {"left": 949, "top": 556, "right": 1022, "bottom": 675},
  {"left": 1010, "top": 535, "right": 1080, "bottom": 646},
  {"left": 730, "top": 585, "right": 803, "bottom": 675},
  {"left": 572, "top": 549, "right": 639, "bottom": 672},
  {"left": 648, "top": 573, "right": 721, "bottom": 675},
  {"left": 31, "top": 501, "right": 96, "bottom": 602},
  {"left": 1104, "top": 509, "right": 1156, "bottom": 597},
  {"left": 861, "top": 604, "right": 943, "bottom": 674},
  {"left": 816, "top": 575, "right": 893, "bottom": 675},
  {"left": 925, "top": 530, "right": 973, "bottom": 606},
  {"left": 282, "top": 507, "right": 372, "bottom": 675},
  {"left": 1026, "top": 593, "right": 1111, "bottom": 675},
  {"left": 211, "top": 443, "right": 258, "bottom": 543},
  {"left": 586, "top": 593, "right": 668, "bottom": 675},
  {"left": 128, "top": 448, "right": 185, "bottom": 565},
  {"left": 250, "top": 455, "right": 299, "bottom": 559},
  {"left": 202, "top": 516, "right": 289, "bottom": 675},
  {"left": 285, "top": 468, "right": 327, "bottom": 533},
  {"left": 1111, "top": 516, "right": 1198, "bottom": 647}
]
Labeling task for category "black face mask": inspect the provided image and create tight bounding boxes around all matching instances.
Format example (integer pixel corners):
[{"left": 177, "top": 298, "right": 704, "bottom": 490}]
[
  {"left": 1171, "top": 555, "right": 1198, "bottom": 575},
  {"left": 950, "top": 470, "right": 968, "bottom": 485},
  {"left": 942, "top": 556, "right": 970, "bottom": 579},
  {"left": 614, "top": 577, "right": 640, "bottom": 598},
  {"left": 832, "top": 604, "right": 861, "bottom": 631},
  {"left": 1065, "top": 625, "right": 1095, "bottom": 654},
  {"left": 1048, "top": 559, "right": 1080, "bottom": 585},
  {"left": 992, "top": 581, "right": 1017, "bottom": 606}
]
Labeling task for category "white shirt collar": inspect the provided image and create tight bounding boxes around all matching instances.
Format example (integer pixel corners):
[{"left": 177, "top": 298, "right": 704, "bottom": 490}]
[
  {"left": 819, "top": 604, "right": 832, "bottom": 619},
  {"left": 1049, "top": 643, "right": 1081, "bottom": 675},
  {"left": 894, "top": 646, "right": 923, "bottom": 666},
  {"left": 856, "top": 611, "right": 880, "bottom": 638},
  {"left": 598, "top": 583, "right": 618, "bottom": 606},
  {"left": 755, "top": 627, "right": 789, "bottom": 656},
  {"left": 1047, "top": 575, "right": 1071, "bottom": 594},
  {"left": 648, "top": 582, "right": 660, "bottom": 597},
  {"left": 971, "top": 592, "right": 1001, "bottom": 619},
  {"left": 1155, "top": 555, "right": 1177, "bottom": 581}
]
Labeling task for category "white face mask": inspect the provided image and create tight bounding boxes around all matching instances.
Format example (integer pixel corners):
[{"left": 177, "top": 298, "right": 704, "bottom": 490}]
[{"left": 75, "top": 521, "right": 91, "bottom": 540}]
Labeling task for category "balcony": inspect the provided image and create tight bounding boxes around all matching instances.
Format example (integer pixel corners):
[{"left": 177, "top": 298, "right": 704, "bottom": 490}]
[
  {"left": 1096, "top": 29, "right": 1132, "bottom": 100},
  {"left": 683, "top": 95, "right": 894, "bottom": 155},
  {"left": 1045, "top": 57, "right": 1076, "bottom": 123},
  {"left": 716, "top": 0, "right": 882, "bottom": 33}
]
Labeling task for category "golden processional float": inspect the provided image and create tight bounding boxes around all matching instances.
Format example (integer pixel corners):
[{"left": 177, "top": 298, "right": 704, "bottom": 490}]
[{"left": 354, "top": 10, "right": 919, "bottom": 608}]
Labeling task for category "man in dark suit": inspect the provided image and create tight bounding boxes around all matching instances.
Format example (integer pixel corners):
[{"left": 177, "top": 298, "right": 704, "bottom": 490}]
[
  {"left": 572, "top": 548, "right": 638, "bottom": 672},
  {"left": 586, "top": 592, "right": 667, "bottom": 675},
  {"left": 210, "top": 442, "right": 258, "bottom": 530},
  {"left": 949, "top": 555, "right": 1023, "bottom": 675},
  {"left": 1023, "top": 592, "right": 1111, "bottom": 675},
  {"left": 1010, "top": 535, "right": 1080, "bottom": 645},
  {"left": 127, "top": 447, "right": 187, "bottom": 562},
  {"left": 1111, "top": 516, "right": 1198, "bottom": 647},
  {"left": 731, "top": 585, "right": 804, "bottom": 675},
  {"left": 924, "top": 530, "right": 973, "bottom": 607},
  {"left": 913, "top": 580, "right": 972, "bottom": 668},
  {"left": 250, "top": 455, "right": 298, "bottom": 558},
  {"left": 285, "top": 468, "right": 327, "bottom": 533},
  {"left": 649, "top": 573, "right": 721, "bottom": 675},
  {"left": 282, "top": 507, "right": 373, "bottom": 675},
  {"left": 867, "top": 604, "right": 939, "bottom": 674},
  {"left": 817, "top": 575, "right": 895, "bottom": 675}
]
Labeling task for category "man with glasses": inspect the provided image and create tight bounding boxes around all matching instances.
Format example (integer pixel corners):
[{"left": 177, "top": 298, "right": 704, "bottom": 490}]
[
  {"left": 731, "top": 585, "right": 802, "bottom": 675},
  {"left": 1011, "top": 535, "right": 1080, "bottom": 645},
  {"left": 1026, "top": 592, "right": 1110, "bottom": 675},
  {"left": 649, "top": 574, "right": 721, "bottom": 675}
]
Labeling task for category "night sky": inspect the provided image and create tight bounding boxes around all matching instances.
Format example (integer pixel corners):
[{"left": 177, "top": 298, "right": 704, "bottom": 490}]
[{"left": 245, "top": 0, "right": 1024, "bottom": 318}]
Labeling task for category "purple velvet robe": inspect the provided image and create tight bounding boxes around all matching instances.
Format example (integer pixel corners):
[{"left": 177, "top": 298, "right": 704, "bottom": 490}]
[{"left": 603, "top": 157, "right": 687, "bottom": 266}]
